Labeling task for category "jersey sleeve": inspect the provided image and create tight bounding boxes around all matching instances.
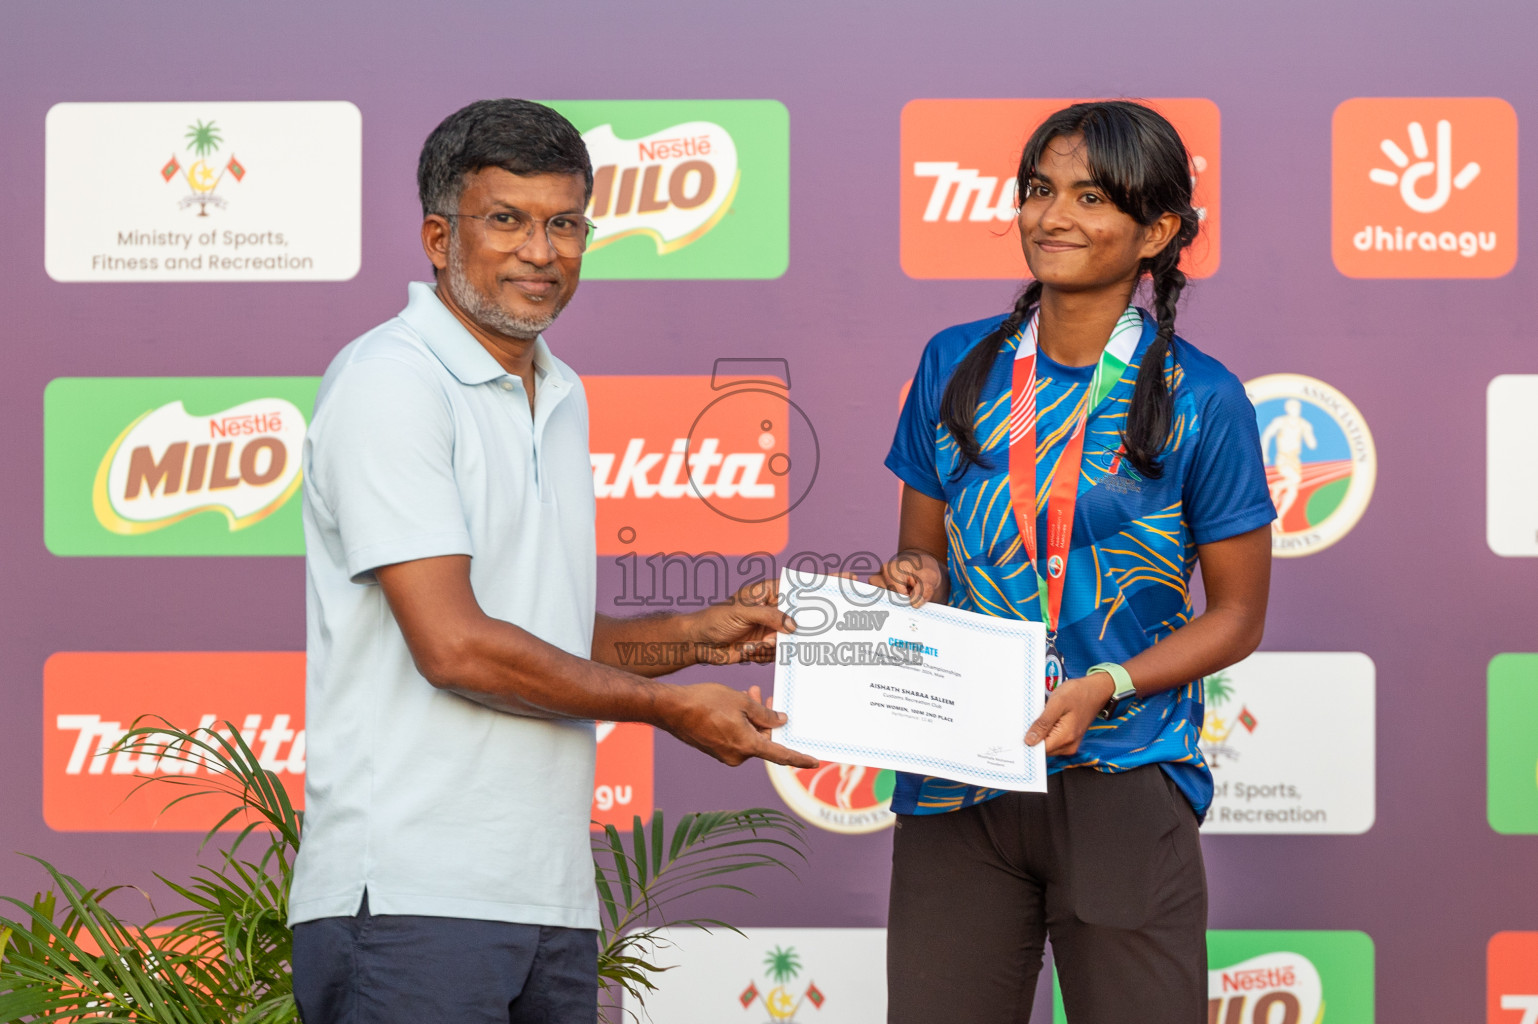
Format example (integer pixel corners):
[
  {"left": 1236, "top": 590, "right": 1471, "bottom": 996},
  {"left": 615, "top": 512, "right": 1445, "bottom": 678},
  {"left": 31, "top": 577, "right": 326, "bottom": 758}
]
[
  {"left": 308, "top": 356, "right": 474, "bottom": 582},
  {"left": 884, "top": 336, "right": 950, "bottom": 501},
  {"left": 1183, "top": 374, "right": 1278, "bottom": 545}
]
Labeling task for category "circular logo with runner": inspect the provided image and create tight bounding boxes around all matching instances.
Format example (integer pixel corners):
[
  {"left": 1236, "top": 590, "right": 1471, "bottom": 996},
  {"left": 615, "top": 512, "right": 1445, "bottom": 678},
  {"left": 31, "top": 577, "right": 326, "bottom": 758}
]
[
  {"left": 1245, "top": 374, "right": 1376, "bottom": 558},
  {"left": 1043, "top": 649, "right": 1065, "bottom": 692},
  {"left": 1046, "top": 554, "right": 1064, "bottom": 579},
  {"left": 766, "top": 761, "right": 896, "bottom": 834}
]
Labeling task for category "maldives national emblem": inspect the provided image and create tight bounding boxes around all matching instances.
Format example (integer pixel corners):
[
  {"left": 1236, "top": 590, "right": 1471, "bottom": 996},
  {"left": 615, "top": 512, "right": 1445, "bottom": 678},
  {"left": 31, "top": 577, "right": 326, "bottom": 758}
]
[
  {"left": 1198, "top": 671, "right": 1259, "bottom": 768},
  {"left": 739, "top": 946, "right": 826, "bottom": 1021},
  {"left": 766, "top": 761, "right": 896, "bottom": 834},
  {"left": 160, "top": 119, "right": 247, "bottom": 216}
]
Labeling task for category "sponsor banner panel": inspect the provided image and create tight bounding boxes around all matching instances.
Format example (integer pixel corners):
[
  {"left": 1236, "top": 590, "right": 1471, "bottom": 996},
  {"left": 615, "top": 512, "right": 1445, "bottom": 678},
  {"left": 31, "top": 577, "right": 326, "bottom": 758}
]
[
  {"left": 619, "top": 926, "right": 885, "bottom": 1022},
  {"left": 43, "top": 651, "right": 305, "bottom": 832},
  {"left": 45, "top": 101, "right": 362, "bottom": 282},
  {"left": 44, "top": 376, "right": 319, "bottom": 556},
  {"left": 547, "top": 100, "right": 789, "bottom": 280},
  {"left": 1245, "top": 374, "right": 1376, "bottom": 558},
  {"left": 1332, "top": 97, "right": 1517, "bottom": 279},
  {"left": 45, "top": 653, "right": 648, "bottom": 833},
  {"left": 1200, "top": 652, "right": 1375, "bottom": 834},
  {"left": 592, "top": 722, "right": 653, "bottom": 832},
  {"left": 1490, "top": 932, "right": 1538, "bottom": 1023},
  {"left": 900, "top": 98, "right": 1220, "bottom": 280},
  {"left": 1487, "top": 654, "right": 1538, "bottom": 833},
  {"left": 1054, "top": 930, "right": 1375, "bottom": 1023},
  {"left": 587, "top": 369, "right": 814, "bottom": 556},
  {"left": 1487, "top": 376, "right": 1538, "bottom": 556}
]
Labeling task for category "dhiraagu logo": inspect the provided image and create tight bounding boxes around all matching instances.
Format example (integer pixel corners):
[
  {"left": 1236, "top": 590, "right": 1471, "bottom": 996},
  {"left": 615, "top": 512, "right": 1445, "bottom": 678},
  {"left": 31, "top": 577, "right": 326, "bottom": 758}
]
[
  {"left": 1054, "top": 930, "right": 1374, "bottom": 1022},
  {"left": 546, "top": 100, "right": 788, "bottom": 279},
  {"left": 45, "top": 377, "right": 320, "bottom": 556}
]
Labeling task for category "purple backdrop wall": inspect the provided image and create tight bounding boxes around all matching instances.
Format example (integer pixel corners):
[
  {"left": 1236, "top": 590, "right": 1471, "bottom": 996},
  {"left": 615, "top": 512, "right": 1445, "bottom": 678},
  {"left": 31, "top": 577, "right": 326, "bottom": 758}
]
[{"left": 4, "top": 2, "right": 1536, "bottom": 1021}]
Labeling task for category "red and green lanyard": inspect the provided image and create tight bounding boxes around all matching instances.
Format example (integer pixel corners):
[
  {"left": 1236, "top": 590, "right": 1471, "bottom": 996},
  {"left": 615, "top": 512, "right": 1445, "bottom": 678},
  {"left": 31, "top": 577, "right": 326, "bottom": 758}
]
[{"left": 1007, "top": 306, "right": 1142, "bottom": 690}]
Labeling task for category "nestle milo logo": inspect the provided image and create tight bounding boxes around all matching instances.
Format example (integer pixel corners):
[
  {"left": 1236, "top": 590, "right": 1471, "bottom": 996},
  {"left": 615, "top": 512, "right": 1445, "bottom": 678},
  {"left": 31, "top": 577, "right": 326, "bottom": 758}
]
[
  {"left": 547, "top": 100, "right": 788, "bottom": 280},
  {"left": 46, "top": 377, "right": 319, "bottom": 556},
  {"left": 93, "top": 398, "right": 305, "bottom": 534},
  {"left": 585, "top": 121, "right": 739, "bottom": 254}
]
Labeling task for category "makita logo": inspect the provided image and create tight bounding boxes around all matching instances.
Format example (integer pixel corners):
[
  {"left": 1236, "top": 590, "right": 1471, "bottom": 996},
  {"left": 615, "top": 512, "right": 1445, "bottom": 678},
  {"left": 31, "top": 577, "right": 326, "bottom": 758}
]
[
  {"left": 583, "top": 120, "right": 738, "bottom": 254},
  {"left": 913, "top": 162, "right": 1017, "bottom": 223},
  {"left": 913, "top": 160, "right": 1209, "bottom": 224},
  {"left": 900, "top": 99, "right": 1222, "bottom": 280},
  {"left": 56, "top": 712, "right": 305, "bottom": 776},
  {"left": 94, "top": 397, "right": 306, "bottom": 534},
  {"left": 591, "top": 439, "right": 776, "bottom": 500}
]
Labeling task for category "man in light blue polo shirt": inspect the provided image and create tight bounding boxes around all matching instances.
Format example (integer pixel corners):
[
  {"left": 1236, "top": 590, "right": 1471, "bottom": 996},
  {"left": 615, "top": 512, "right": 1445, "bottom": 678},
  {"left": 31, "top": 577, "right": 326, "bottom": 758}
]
[{"left": 289, "top": 99, "right": 816, "bottom": 1024}]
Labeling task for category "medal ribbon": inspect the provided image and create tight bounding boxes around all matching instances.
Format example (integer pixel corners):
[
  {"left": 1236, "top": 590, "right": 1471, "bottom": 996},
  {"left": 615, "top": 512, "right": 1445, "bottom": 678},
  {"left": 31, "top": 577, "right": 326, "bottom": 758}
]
[{"left": 1007, "top": 306, "right": 1143, "bottom": 633}]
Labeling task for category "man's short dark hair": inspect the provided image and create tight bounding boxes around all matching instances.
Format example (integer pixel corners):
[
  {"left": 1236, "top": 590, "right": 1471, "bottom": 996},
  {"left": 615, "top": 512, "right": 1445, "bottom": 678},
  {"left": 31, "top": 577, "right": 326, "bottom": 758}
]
[{"left": 417, "top": 99, "right": 593, "bottom": 217}]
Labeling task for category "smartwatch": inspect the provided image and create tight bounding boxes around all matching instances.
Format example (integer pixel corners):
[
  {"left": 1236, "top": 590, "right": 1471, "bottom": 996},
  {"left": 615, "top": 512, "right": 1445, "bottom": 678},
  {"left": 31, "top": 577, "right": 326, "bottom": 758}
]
[{"left": 1087, "top": 662, "right": 1136, "bottom": 720}]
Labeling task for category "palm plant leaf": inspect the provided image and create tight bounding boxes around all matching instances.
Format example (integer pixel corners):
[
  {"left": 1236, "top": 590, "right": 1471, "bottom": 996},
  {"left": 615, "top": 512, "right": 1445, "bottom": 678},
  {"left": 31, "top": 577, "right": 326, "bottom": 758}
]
[
  {"left": 0, "top": 717, "right": 301, "bottom": 1022},
  {"left": 593, "top": 808, "right": 806, "bottom": 1015},
  {"left": 3, "top": 714, "right": 800, "bottom": 1024}
]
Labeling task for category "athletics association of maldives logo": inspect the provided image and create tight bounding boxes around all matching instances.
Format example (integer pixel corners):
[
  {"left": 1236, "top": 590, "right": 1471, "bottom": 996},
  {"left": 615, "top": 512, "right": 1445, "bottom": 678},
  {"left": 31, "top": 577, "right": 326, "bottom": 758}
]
[
  {"left": 92, "top": 398, "right": 306, "bottom": 535},
  {"left": 1245, "top": 374, "right": 1376, "bottom": 558},
  {"left": 160, "top": 119, "right": 247, "bottom": 216},
  {"left": 766, "top": 761, "right": 896, "bottom": 834},
  {"left": 738, "top": 945, "right": 826, "bottom": 1021}
]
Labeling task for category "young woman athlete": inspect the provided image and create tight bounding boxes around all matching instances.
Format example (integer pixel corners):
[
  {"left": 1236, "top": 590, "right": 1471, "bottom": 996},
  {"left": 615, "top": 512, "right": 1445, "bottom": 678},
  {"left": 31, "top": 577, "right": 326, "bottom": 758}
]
[{"left": 875, "top": 101, "right": 1275, "bottom": 1023}]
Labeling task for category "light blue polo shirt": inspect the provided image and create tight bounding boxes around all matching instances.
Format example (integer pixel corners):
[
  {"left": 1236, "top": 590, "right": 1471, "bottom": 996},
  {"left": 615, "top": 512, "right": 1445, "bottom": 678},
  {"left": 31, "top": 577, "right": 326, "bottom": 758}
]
[{"left": 289, "top": 281, "right": 600, "bottom": 929}]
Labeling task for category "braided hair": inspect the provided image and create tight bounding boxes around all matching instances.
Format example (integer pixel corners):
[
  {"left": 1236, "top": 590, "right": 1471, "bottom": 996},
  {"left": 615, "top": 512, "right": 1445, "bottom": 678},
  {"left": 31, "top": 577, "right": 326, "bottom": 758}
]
[{"left": 939, "top": 101, "right": 1202, "bottom": 480}]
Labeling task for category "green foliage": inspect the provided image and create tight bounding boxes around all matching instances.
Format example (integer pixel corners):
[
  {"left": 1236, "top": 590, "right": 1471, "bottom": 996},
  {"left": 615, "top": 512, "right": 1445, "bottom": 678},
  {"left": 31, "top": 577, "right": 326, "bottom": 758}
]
[
  {"left": 762, "top": 945, "right": 801, "bottom": 985},
  {"left": 1205, "top": 671, "right": 1233, "bottom": 707},
  {"left": 183, "top": 121, "right": 222, "bottom": 158},
  {"left": 593, "top": 808, "right": 806, "bottom": 1016},
  {"left": 0, "top": 718, "right": 302, "bottom": 1023},
  {"left": 0, "top": 718, "right": 807, "bottom": 1023}
]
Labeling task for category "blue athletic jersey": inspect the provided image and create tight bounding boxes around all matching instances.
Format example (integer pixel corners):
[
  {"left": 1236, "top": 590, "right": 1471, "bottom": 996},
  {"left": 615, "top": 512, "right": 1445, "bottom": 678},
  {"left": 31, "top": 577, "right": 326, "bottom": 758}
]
[{"left": 884, "top": 308, "right": 1275, "bottom": 819}]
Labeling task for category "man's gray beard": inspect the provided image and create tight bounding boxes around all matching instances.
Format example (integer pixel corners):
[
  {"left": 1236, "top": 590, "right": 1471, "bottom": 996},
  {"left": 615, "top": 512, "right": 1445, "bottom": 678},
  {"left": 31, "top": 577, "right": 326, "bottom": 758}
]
[{"left": 443, "top": 242, "right": 565, "bottom": 341}]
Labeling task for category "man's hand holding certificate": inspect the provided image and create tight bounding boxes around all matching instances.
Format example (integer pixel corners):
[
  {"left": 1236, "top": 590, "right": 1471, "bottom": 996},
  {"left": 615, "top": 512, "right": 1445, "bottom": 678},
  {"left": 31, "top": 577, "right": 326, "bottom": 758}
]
[{"left": 771, "top": 569, "right": 1047, "bottom": 792}]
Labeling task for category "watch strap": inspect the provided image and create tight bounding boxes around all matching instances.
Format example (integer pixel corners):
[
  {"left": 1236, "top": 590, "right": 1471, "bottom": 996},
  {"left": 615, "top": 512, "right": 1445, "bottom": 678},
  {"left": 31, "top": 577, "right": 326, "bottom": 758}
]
[
  {"left": 1088, "top": 662, "right": 1135, "bottom": 720},
  {"left": 1087, "top": 662, "right": 1135, "bottom": 699}
]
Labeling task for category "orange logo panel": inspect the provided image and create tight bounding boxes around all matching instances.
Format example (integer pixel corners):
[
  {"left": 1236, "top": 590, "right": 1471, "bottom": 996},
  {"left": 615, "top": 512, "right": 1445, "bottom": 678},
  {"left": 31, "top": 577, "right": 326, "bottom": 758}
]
[
  {"left": 900, "top": 98, "right": 1221, "bottom": 280},
  {"left": 43, "top": 651, "right": 305, "bottom": 832},
  {"left": 1490, "top": 932, "right": 1538, "bottom": 1023},
  {"left": 586, "top": 374, "right": 804, "bottom": 555},
  {"left": 591, "top": 722, "right": 654, "bottom": 831},
  {"left": 1333, "top": 97, "right": 1517, "bottom": 278}
]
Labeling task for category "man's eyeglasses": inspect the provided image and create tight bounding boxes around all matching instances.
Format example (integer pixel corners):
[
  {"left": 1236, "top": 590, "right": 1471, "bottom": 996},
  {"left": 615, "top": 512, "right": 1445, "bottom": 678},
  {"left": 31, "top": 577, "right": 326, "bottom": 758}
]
[{"left": 438, "top": 209, "right": 596, "bottom": 258}]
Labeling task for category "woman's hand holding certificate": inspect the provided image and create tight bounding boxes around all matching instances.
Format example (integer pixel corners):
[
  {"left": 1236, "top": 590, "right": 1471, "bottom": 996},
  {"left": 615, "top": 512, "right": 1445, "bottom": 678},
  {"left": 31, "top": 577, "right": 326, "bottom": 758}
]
[{"left": 770, "top": 569, "right": 1048, "bottom": 792}]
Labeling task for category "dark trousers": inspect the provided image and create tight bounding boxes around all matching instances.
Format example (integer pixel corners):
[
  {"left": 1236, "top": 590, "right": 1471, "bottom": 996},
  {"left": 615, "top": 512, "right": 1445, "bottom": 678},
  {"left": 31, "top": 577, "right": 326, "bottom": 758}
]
[
  {"left": 291, "top": 893, "right": 599, "bottom": 1024},
  {"left": 886, "top": 765, "right": 1207, "bottom": 1024}
]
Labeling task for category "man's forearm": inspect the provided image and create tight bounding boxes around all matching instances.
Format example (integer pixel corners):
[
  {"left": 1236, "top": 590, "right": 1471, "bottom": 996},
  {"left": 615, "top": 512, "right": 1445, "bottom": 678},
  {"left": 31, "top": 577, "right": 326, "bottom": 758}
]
[
  {"left": 590, "top": 610, "right": 707, "bottom": 677},
  {"left": 424, "top": 612, "right": 687, "bottom": 723}
]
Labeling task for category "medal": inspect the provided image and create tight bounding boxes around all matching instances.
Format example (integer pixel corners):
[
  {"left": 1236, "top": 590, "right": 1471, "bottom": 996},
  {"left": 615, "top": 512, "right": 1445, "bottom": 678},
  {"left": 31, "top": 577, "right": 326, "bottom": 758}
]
[
  {"left": 1043, "top": 632, "right": 1065, "bottom": 693},
  {"left": 1007, "top": 307, "right": 1142, "bottom": 691}
]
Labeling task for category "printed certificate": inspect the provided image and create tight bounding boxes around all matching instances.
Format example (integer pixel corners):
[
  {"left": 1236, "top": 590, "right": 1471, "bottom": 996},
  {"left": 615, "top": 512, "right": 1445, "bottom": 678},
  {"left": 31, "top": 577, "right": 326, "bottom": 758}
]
[{"left": 771, "top": 569, "right": 1047, "bottom": 792}]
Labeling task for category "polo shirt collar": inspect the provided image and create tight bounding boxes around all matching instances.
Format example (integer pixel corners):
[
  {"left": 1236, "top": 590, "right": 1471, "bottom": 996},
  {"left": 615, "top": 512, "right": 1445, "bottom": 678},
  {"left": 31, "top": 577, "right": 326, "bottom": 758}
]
[{"left": 399, "top": 281, "right": 567, "bottom": 388}]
